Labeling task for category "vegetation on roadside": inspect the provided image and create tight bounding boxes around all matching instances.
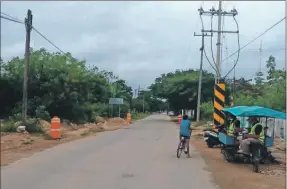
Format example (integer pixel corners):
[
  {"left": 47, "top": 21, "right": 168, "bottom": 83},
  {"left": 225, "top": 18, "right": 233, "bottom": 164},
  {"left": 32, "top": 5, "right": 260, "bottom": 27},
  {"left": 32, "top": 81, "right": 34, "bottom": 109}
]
[
  {"left": 1, "top": 48, "right": 285, "bottom": 133},
  {"left": 150, "top": 55, "right": 285, "bottom": 120},
  {"left": 0, "top": 49, "right": 165, "bottom": 133},
  {"left": 132, "top": 113, "right": 149, "bottom": 121},
  {"left": 80, "top": 128, "right": 104, "bottom": 137}
]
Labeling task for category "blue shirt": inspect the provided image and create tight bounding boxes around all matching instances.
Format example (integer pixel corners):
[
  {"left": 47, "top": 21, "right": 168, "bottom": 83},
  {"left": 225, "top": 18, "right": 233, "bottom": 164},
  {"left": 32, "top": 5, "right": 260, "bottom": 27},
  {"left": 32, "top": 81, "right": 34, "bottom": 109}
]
[{"left": 179, "top": 120, "right": 191, "bottom": 137}]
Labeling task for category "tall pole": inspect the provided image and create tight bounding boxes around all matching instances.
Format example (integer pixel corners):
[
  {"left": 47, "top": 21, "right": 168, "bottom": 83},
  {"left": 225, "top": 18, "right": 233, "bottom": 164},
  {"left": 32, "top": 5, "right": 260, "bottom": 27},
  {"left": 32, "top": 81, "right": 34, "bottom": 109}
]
[
  {"left": 259, "top": 40, "right": 262, "bottom": 73},
  {"left": 194, "top": 32, "right": 213, "bottom": 123},
  {"left": 119, "top": 104, "right": 121, "bottom": 117},
  {"left": 143, "top": 94, "right": 145, "bottom": 113},
  {"left": 22, "top": 10, "right": 32, "bottom": 124},
  {"left": 215, "top": 0, "right": 222, "bottom": 83},
  {"left": 0, "top": 58, "right": 2, "bottom": 78},
  {"left": 199, "top": 1, "right": 238, "bottom": 84},
  {"left": 233, "top": 60, "right": 236, "bottom": 105}
]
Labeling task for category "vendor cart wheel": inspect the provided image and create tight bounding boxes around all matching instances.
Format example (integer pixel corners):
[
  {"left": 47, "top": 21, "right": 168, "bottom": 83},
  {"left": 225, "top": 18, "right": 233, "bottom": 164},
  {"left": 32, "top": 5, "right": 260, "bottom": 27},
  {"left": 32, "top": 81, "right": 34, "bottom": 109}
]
[
  {"left": 222, "top": 150, "right": 232, "bottom": 162},
  {"left": 207, "top": 140, "right": 214, "bottom": 148}
]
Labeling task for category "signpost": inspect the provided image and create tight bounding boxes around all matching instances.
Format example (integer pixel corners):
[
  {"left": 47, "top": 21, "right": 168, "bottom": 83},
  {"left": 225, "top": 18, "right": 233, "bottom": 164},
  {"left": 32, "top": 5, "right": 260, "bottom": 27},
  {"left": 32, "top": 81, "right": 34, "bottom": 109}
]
[{"left": 109, "top": 98, "right": 124, "bottom": 117}]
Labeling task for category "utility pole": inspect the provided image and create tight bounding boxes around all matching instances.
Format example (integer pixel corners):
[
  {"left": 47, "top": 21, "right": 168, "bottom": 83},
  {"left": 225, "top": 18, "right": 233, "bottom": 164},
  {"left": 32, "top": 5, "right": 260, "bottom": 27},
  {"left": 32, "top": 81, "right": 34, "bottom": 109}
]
[
  {"left": 216, "top": 0, "right": 222, "bottom": 83},
  {"left": 198, "top": 1, "right": 238, "bottom": 83},
  {"left": 194, "top": 32, "right": 213, "bottom": 123},
  {"left": 259, "top": 40, "right": 262, "bottom": 73},
  {"left": 233, "top": 60, "right": 236, "bottom": 105},
  {"left": 0, "top": 57, "right": 2, "bottom": 78},
  {"left": 22, "top": 9, "right": 32, "bottom": 124}
]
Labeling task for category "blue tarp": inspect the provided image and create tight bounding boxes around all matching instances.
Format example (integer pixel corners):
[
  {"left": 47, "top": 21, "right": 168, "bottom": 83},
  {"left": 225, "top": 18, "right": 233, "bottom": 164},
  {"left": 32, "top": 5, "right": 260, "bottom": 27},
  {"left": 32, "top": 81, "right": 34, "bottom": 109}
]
[{"left": 223, "top": 106, "right": 286, "bottom": 120}]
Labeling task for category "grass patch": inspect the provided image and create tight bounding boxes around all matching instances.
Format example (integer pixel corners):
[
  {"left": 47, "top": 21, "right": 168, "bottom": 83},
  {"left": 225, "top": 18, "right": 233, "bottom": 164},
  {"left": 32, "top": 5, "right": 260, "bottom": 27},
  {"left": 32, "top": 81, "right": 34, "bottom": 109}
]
[
  {"left": 80, "top": 127, "right": 104, "bottom": 137},
  {"left": 43, "top": 133, "right": 54, "bottom": 140},
  {"left": 192, "top": 133, "right": 203, "bottom": 140},
  {"left": 132, "top": 113, "right": 149, "bottom": 121},
  {"left": 22, "top": 139, "right": 34, "bottom": 145},
  {"left": 0, "top": 121, "right": 17, "bottom": 132},
  {"left": 0, "top": 118, "right": 44, "bottom": 133},
  {"left": 80, "top": 131, "right": 90, "bottom": 136}
]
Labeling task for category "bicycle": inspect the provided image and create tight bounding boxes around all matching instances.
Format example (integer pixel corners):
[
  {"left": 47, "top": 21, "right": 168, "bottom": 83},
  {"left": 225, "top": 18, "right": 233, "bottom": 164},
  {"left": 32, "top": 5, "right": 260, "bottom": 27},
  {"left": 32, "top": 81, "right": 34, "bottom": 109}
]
[{"left": 177, "top": 136, "right": 187, "bottom": 158}]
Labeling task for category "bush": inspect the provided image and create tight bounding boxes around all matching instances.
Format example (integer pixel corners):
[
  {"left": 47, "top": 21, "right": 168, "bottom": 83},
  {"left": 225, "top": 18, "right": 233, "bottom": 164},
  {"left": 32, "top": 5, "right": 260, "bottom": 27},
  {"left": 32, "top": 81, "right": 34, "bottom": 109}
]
[
  {"left": 0, "top": 121, "right": 17, "bottom": 132},
  {"left": 25, "top": 118, "right": 43, "bottom": 133},
  {"left": 9, "top": 113, "right": 22, "bottom": 122},
  {"left": 35, "top": 105, "right": 51, "bottom": 121},
  {"left": 200, "top": 102, "right": 213, "bottom": 120},
  {"left": 95, "top": 116, "right": 106, "bottom": 123}
]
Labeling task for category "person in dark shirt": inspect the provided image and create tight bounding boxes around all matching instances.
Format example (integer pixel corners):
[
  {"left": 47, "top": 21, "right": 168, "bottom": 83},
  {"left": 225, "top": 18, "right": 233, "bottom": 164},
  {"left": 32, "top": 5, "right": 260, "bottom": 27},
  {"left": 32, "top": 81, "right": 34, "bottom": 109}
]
[{"left": 238, "top": 117, "right": 264, "bottom": 155}]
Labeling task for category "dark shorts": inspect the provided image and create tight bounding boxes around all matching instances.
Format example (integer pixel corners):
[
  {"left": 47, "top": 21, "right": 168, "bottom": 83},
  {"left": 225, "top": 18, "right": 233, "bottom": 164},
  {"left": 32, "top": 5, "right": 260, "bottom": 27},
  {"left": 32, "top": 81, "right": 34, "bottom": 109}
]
[{"left": 180, "top": 135, "right": 190, "bottom": 139}]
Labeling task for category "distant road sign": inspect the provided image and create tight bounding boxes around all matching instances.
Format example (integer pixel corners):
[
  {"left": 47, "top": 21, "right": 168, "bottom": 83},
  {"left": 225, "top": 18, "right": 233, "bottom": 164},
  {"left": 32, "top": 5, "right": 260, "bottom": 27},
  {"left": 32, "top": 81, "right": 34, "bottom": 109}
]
[{"left": 109, "top": 98, "right": 123, "bottom": 105}]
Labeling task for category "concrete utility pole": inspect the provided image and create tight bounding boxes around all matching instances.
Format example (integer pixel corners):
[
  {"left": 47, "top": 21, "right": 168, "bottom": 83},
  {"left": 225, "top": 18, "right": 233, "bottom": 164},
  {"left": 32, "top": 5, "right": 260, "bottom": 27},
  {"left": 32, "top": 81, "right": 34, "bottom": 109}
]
[
  {"left": 198, "top": 1, "right": 238, "bottom": 83},
  {"left": 0, "top": 58, "right": 2, "bottom": 78},
  {"left": 143, "top": 94, "right": 145, "bottom": 113},
  {"left": 194, "top": 32, "right": 213, "bottom": 123},
  {"left": 216, "top": 0, "right": 222, "bottom": 83},
  {"left": 233, "top": 60, "right": 236, "bottom": 105},
  {"left": 22, "top": 9, "right": 32, "bottom": 124}
]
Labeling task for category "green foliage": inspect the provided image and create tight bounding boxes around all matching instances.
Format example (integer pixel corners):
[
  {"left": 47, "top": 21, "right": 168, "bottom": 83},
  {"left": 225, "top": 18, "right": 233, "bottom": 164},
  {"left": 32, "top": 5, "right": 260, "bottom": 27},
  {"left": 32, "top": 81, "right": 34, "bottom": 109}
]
[
  {"left": 132, "top": 113, "right": 149, "bottom": 121},
  {"left": 200, "top": 102, "right": 213, "bottom": 120},
  {"left": 25, "top": 118, "right": 43, "bottom": 133},
  {"left": 234, "top": 55, "right": 286, "bottom": 112},
  {"left": 147, "top": 55, "right": 285, "bottom": 120},
  {"left": 0, "top": 121, "right": 17, "bottom": 132},
  {"left": 35, "top": 105, "right": 51, "bottom": 121},
  {"left": 0, "top": 48, "right": 134, "bottom": 126},
  {"left": 149, "top": 69, "right": 219, "bottom": 114}
]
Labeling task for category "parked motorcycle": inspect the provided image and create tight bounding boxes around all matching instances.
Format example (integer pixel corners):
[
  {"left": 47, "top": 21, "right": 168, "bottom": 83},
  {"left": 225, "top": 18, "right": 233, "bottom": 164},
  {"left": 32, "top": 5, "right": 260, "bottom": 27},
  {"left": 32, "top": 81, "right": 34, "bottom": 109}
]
[{"left": 203, "top": 124, "right": 226, "bottom": 148}]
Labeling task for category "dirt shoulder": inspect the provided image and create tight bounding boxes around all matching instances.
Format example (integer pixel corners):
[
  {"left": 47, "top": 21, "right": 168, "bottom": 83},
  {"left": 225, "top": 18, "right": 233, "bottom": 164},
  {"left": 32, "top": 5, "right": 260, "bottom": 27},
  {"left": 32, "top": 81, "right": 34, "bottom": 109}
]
[
  {"left": 190, "top": 127, "right": 286, "bottom": 189},
  {"left": 1, "top": 117, "right": 131, "bottom": 166}
]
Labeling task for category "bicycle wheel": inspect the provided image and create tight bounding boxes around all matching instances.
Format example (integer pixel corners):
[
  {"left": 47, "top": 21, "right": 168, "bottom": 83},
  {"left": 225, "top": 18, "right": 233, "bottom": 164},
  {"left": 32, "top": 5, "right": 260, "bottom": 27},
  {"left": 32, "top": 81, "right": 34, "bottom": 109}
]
[{"left": 177, "top": 139, "right": 184, "bottom": 158}]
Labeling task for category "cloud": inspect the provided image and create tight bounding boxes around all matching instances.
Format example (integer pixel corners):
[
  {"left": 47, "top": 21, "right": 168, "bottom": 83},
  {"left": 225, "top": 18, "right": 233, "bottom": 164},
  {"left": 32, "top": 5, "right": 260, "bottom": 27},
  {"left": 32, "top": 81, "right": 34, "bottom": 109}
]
[{"left": 1, "top": 1, "right": 285, "bottom": 90}]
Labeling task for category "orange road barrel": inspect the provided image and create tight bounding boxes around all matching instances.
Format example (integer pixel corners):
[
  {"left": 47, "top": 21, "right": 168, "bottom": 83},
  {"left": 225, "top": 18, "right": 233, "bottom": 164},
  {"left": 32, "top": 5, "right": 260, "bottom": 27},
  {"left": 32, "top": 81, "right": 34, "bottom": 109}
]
[
  {"left": 127, "top": 113, "right": 132, "bottom": 123},
  {"left": 50, "top": 116, "right": 61, "bottom": 139},
  {"left": 178, "top": 114, "right": 182, "bottom": 124}
]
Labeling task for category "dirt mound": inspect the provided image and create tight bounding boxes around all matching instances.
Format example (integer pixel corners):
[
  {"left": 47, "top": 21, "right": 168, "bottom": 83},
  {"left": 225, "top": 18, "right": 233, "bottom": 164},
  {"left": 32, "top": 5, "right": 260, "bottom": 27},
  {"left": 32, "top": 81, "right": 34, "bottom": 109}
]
[{"left": 106, "top": 118, "right": 129, "bottom": 127}]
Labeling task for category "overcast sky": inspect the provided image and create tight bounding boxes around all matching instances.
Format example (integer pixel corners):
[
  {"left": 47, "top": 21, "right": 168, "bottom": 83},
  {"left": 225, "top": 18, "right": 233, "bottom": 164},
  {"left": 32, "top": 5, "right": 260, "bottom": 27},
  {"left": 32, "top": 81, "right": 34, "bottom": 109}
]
[{"left": 1, "top": 1, "right": 286, "bottom": 90}]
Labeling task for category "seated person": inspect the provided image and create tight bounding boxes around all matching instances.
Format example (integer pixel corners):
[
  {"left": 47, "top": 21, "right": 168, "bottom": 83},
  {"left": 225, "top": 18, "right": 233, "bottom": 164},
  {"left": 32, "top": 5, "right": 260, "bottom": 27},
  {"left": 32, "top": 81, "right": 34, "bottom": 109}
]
[
  {"left": 237, "top": 117, "right": 264, "bottom": 155},
  {"left": 227, "top": 113, "right": 240, "bottom": 136}
]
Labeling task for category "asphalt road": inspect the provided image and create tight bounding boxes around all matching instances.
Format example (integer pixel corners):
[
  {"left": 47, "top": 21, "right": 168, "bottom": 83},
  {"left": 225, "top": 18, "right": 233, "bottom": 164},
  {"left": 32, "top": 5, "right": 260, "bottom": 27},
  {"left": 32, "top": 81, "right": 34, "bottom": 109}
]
[{"left": 1, "top": 115, "right": 217, "bottom": 189}]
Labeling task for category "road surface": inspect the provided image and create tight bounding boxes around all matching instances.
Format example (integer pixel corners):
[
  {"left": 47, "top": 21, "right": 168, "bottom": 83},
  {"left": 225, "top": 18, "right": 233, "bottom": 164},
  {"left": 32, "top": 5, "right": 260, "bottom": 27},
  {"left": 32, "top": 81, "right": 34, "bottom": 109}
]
[{"left": 1, "top": 115, "right": 217, "bottom": 189}]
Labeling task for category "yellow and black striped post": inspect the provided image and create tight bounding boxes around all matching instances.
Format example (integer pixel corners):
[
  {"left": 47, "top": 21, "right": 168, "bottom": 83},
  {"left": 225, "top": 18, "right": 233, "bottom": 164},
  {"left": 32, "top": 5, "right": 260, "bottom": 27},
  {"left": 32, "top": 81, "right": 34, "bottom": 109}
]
[{"left": 213, "top": 83, "right": 226, "bottom": 126}]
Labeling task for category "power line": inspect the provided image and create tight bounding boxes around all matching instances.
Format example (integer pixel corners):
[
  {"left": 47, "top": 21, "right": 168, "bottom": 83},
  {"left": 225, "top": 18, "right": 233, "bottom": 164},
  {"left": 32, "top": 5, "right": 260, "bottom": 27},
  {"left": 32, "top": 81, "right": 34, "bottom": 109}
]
[
  {"left": 1, "top": 11, "right": 70, "bottom": 60},
  {"left": 1, "top": 12, "right": 24, "bottom": 24},
  {"left": 210, "top": 14, "right": 217, "bottom": 65},
  {"left": 243, "top": 48, "right": 286, "bottom": 52},
  {"left": 223, "top": 16, "right": 240, "bottom": 79},
  {"left": 0, "top": 15, "right": 24, "bottom": 24},
  {"left": 32, "top": 27, "right": 70, "bottom": 59},
  {"left": 199, "top": 15, "right": 219, "bottom": 75},
  {"left": 221, "top": 16, "right": 286, "bottom": 63}
]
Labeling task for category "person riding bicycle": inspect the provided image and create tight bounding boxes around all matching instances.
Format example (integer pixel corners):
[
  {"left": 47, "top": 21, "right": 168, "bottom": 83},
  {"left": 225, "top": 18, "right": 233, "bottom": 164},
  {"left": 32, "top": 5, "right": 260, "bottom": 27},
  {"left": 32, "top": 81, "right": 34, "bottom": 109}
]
[{"left": 179, "top": 115, "right": 192, "bottom": 158}]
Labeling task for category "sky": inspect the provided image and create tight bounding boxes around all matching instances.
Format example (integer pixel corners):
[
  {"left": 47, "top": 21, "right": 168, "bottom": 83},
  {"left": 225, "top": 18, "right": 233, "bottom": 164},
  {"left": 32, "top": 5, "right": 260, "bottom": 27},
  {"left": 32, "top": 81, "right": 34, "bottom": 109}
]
[{"left": 1, "top": 1, "right": 286, "bottom": 90}]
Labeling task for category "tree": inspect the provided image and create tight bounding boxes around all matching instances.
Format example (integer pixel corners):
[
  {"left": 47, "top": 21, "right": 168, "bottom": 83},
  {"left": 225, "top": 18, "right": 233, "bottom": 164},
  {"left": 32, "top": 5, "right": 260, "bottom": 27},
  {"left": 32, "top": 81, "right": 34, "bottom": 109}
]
[
  {"left": 149, "top": 69, "right": 219, "bottom": 116},
  {"left": 0, "top": 48, "right": 134, "bottom": 122}
]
